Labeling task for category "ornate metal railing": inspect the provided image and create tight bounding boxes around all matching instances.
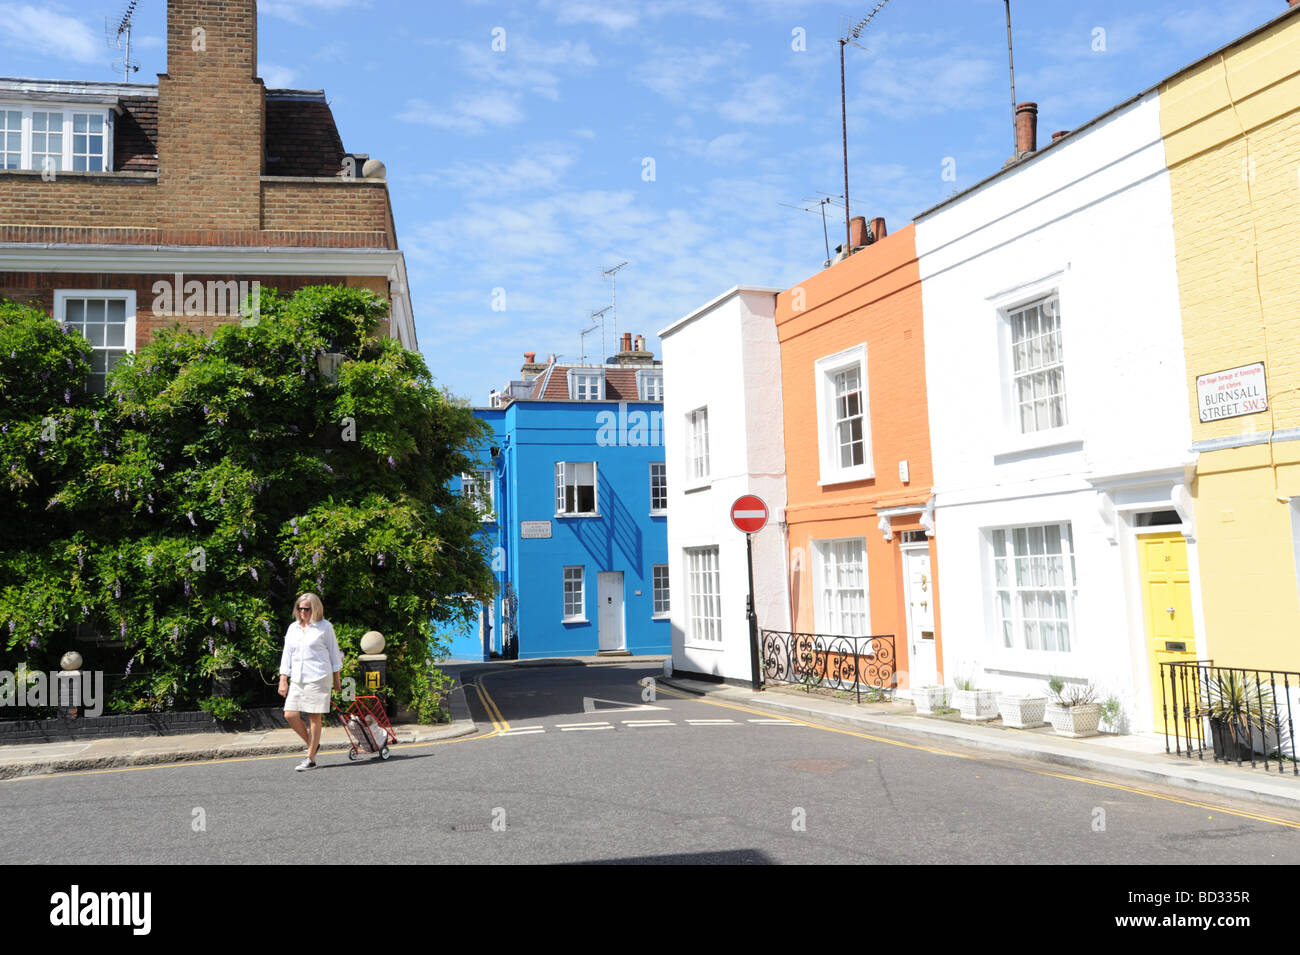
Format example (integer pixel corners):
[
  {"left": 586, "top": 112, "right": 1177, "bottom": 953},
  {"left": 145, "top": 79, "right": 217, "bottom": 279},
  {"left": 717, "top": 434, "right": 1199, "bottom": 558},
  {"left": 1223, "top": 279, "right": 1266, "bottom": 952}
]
[
  {"left": 760, "top": 630, "right": 896, "bottom": 703},
  {"left": 1161, "top": 660, "right": 1299, "bottom": 775}
]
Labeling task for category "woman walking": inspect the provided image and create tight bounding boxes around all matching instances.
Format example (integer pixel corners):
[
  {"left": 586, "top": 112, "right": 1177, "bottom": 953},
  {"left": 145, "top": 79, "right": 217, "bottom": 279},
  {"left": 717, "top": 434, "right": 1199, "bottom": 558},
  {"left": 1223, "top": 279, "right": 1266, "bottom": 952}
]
[{"left": 279, "top": 592, "right": 343, "bottom": 771}]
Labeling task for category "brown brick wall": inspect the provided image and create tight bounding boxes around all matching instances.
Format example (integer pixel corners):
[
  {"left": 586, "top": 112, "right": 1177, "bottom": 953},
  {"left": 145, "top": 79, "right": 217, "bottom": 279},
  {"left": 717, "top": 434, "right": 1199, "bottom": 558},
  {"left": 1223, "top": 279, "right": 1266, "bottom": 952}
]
[{"left": 0, "top": 271, "right": 394, "bottom": 350}]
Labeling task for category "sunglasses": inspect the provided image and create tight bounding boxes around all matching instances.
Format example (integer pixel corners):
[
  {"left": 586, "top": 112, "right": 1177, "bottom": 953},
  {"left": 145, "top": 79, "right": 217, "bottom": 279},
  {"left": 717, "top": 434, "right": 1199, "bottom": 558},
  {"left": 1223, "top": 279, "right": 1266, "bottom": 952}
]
[{"left": 296, "top": 606, "right": 311, "bottom": 612}]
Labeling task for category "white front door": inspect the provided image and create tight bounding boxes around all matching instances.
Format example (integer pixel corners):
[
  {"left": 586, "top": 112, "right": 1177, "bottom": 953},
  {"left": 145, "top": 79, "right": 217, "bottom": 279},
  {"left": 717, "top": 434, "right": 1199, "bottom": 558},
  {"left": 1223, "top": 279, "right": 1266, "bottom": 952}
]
[
  {"left": 597, "top": 572, "right": 625, "bottom": 651},
  {"left": 902, "top": 547, "right": 936, "bottom": 687}
]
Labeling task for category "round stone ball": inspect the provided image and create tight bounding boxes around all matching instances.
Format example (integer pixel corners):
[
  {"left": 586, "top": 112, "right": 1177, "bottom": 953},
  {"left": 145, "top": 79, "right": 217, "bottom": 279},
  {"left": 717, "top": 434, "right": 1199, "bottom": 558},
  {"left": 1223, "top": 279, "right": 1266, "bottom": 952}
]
[
  {"left": 361, "top": 631, "right": 386, "bottom": 654},
  {"left": 362, "top": 158, "right": 387, "bottom": 180},
  {"left": 61, "top": 651, "right": 83, "bottom": 671}
]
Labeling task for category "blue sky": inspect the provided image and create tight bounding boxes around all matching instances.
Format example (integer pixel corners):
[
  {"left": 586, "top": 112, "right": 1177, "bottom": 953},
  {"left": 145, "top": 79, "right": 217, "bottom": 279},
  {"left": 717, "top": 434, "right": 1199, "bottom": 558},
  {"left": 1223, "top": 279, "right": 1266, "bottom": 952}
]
[{"left": 2, "top": 0, "right": 1287, "bottom": 403}]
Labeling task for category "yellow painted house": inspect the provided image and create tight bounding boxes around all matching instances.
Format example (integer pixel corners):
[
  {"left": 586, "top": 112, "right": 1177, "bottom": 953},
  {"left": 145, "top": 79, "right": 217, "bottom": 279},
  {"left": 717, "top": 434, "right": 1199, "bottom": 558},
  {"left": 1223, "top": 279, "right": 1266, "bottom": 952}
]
[{"left": 1159, "top": 3, "right": 1300, "bottom": 670}]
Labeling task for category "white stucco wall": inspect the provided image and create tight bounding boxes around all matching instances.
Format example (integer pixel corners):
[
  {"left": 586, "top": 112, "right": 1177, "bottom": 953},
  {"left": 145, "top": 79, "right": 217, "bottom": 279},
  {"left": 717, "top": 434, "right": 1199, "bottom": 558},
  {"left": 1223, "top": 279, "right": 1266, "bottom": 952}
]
[
  {"left": 659, "top": 287, "right": 790, "bottom": 682},
  {"left": 915, "top": 92, "right": 1196, "bottom": 732}
]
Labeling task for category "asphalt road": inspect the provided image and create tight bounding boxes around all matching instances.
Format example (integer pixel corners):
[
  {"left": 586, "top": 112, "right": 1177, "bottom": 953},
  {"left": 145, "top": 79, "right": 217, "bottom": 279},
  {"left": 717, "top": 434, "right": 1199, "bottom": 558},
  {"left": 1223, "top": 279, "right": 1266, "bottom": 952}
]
[{"left": 2, "top": 662, "right": 1299, "bottom": 865}]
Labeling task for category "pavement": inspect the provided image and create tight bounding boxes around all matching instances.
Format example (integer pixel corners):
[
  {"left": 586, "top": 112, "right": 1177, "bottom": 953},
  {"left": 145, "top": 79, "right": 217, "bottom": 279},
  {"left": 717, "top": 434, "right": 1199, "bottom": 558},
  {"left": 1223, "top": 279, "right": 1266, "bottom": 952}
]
[{"left": 4, "top": 652, "right": 1300, "bottom": 816}]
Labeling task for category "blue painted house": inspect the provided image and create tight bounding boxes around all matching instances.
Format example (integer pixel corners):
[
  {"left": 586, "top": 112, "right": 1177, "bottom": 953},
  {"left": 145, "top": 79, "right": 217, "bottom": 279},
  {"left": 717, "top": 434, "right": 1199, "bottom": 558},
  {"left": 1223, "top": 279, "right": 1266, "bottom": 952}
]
[{"left": 442, "top": 337, "right": 670, "bottom": 661}]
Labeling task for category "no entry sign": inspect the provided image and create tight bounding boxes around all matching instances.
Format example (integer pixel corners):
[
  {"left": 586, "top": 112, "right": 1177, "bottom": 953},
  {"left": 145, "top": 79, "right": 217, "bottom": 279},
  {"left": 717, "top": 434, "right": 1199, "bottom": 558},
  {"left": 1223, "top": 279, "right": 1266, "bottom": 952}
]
[{"left": 731, "top": 495, "right": 769, "bottom": 533}]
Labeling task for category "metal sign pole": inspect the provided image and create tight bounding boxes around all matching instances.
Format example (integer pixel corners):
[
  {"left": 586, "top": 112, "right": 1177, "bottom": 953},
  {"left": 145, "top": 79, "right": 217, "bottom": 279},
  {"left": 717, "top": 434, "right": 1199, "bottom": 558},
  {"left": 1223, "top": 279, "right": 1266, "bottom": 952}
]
[{"left": 747, "top": 532, "right": 761, "bottom": 692}]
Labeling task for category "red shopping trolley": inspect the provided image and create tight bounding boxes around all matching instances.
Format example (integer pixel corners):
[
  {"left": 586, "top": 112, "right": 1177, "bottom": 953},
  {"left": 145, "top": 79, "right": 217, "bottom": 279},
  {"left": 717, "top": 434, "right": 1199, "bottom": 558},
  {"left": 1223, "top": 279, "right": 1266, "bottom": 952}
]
[{"left": 334, "top": 695, "right": 397, "bottom": 761}]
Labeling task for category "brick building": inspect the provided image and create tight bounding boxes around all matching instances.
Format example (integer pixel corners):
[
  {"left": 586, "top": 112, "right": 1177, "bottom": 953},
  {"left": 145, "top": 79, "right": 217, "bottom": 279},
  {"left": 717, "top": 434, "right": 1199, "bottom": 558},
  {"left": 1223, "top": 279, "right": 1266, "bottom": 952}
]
[{"left": 0, "top": 0, "right": 414, "bottom": 390}]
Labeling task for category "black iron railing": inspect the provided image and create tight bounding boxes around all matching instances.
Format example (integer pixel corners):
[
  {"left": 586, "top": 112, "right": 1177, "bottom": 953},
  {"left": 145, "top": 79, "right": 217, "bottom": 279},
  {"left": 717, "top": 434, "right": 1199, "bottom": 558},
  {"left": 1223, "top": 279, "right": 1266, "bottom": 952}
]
[
  {"left": 760, "top": 629, "right": 896, "bottom": 703},
  {"left": 1161, "top": 660, "right": 1299, "bottom": 775}
]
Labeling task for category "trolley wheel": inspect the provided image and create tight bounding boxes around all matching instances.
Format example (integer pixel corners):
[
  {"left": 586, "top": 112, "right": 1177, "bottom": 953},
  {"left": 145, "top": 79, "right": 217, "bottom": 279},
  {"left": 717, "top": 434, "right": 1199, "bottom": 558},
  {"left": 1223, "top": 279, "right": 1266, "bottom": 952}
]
[
  {"left": 347, "top": 749, "right": 358, "bottom": 761},
  {"left": 379, "top": 745, "right": 391, "bottom": 760}
]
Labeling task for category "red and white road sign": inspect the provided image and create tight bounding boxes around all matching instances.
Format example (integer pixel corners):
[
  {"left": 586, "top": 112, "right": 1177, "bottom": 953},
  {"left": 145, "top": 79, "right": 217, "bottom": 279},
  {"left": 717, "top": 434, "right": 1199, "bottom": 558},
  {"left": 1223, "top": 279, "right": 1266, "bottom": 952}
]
[{"left": 730, "top": 495, "right": 769, "bottom": 533}]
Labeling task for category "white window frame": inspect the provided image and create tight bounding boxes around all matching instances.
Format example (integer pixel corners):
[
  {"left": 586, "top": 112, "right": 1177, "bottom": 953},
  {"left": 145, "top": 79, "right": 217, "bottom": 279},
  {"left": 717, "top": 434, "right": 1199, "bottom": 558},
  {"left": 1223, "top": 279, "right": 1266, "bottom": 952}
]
[
  {"left": 0, "top": 103, "right": 114, "bottom": 173},
  {"left": 988, "top": 521, "right": 1079, "bottom": 656},
  {"left": 812, "top": 538, "right": 869, "bottom": 637},
  {"left": 649, "top": 461, "right": 667, "bottom": 515},
  {"left": 814, "top": 344, "right": 873, "bottom": 485},
  {"left": 652, "top": 564, "right": 670, "bottom": 618},
  {"left": 1003, "top": 293, "right": 1067, "bottom": 435},
  {"left": 684, "top": 546, "right": 721, "bottom": 645},
  {"left": 686, "top": 406, "right": 710, "bottom": 484},
  {"left": 460, "top": 469, "right": 495, "bottom": 521},
  {"left": 54, "top": 289, "right": 136, "bottom": 394},
  {"left": 554, "top": 461, "right": 599, "bottom": 517},
  {"left": 567, "top": 368, "right": 605, "bottom": 401},
  {"left": 563, "top": 566, "right": 586, "bottom": 622},
  {"left": 637, "top": 369, "right": 664, "bottom": 401}
]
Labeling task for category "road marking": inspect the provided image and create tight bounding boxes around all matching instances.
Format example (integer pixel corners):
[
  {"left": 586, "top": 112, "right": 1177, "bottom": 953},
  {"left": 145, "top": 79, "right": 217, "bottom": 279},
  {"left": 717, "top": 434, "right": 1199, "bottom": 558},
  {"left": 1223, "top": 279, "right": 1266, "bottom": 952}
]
[
  {"left": 501, "top": 726, "right": 544, "bottom": 736},
  {"left": 583, "top": 696, "right": 668, "bottom": 713},
  {"left": 654, "top": 683, "right": 1300, "bottom": 832},
  {"left": 474, "top": 677, "right": 510, "bottom": 733},
  {"left": 622, "top": 720, "right": 675, "bottom": 727},
  {"left": 558, "top": 724, "right": 613, "bottom": 732},
  {"left": 685, "top": 719, "right": 738, "bottom": 725},
  {"left": 748, "top": 718, "right": 798, "bottom": 724}
]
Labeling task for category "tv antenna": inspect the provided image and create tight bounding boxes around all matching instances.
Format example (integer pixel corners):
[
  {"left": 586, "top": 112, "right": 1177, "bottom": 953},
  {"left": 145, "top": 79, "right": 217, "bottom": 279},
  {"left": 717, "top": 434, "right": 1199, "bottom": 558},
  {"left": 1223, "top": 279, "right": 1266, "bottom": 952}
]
[
  {"left": 106, "top": 1, "right": 142, "bottom": 82},
  {"left": 582, "top": 307, "right": 611, "bottom": 364},
  {"left": 839, "top": 1, "right": 892, "bottom": 258},
  {"left": 1004, "top": 1, "right": 1018, "bottom": 156},
  {"left": 780, "top": 194, "right": 844, "bottom": 263},
  {"left": 600, "top": 262, "right": 628, "bottom": 358}
]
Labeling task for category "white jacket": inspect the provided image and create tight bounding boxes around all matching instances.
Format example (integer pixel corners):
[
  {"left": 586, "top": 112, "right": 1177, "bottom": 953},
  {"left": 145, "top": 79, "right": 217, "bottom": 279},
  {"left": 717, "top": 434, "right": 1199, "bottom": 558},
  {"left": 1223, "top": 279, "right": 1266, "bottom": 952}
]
[{"left": 280, "top": 619, "right": 343, "bottom": 683}]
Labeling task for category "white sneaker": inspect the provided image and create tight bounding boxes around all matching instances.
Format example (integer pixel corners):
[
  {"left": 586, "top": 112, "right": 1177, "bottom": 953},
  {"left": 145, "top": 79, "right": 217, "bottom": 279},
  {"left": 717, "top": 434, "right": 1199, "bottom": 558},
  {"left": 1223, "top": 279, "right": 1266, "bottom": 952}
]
[{"left": 295, "top": 758, "right": 316, "bottom": 771}]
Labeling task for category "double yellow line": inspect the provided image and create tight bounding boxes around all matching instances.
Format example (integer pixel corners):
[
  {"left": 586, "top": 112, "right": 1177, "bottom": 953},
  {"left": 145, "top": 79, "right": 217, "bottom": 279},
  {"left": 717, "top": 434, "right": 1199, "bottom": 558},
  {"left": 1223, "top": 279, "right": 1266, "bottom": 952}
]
[{"left": 472, "top": 676, "right": 510, "bottom": 734}]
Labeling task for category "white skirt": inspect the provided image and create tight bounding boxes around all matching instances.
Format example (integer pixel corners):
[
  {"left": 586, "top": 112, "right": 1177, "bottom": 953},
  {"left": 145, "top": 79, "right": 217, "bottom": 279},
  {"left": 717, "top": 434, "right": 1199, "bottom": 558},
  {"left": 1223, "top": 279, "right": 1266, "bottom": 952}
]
[{"left": 284, "top": 674, "right": 333, "bottom": 714}]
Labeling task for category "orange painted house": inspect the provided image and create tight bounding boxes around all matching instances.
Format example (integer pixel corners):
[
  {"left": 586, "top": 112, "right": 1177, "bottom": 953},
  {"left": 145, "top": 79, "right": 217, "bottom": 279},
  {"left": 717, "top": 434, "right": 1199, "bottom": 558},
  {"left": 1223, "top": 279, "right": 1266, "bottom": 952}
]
[{"left": 775, "top": 220, "right": 942, "bottom": 691}]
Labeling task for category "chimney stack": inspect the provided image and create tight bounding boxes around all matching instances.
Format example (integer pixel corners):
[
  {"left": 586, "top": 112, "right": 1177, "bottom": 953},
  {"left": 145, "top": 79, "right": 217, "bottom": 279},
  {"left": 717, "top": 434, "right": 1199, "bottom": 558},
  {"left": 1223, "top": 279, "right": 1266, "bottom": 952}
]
[
  {"left": 1015, "top": 102, "right": 1038, "bottom": 155},
  {"left": 634, "top": 334, "right": 645, "bottom": 352},
  {"left": 520, "top": 351, "right": 548, "bottom": 380},
  {"left": 870, "top": 217, "right": 887, "bottom": 243},
  {"left": 621, "top": 332, "right": 633, "bottom": 353}
]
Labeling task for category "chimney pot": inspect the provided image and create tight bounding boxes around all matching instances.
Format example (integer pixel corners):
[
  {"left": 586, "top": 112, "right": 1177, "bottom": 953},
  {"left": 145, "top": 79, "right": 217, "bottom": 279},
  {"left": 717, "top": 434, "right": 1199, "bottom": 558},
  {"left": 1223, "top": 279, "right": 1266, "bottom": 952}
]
[
  {"left": 524, "top": 351, "right": 536, "bottom": 363},
  {"left": 634, "top": 334, "right": 645, "bottom": 352},
  {"left": 1015, "top": 101, "right": 1039, "bottom": 155},
  {"left": 621, "top": 332, "right": 633, "bottom": 352},
  {"left": 849, "top": 216, "right": 868, "bottom": 249},
  {"left": 869, "top": 217, "right": 887, "bottom": 242},
  {"left": 1051, "top": 130, "right": 1070, "bottom": 142}
]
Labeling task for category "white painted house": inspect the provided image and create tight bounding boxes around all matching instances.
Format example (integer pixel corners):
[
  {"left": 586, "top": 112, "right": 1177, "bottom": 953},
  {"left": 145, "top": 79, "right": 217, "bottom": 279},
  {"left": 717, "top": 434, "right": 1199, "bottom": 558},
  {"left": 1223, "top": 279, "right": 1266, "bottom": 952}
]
[
  {"left": 914, "top": 95, "right": 1200, "bottom": 734},
  {"left": 658, "top": 286, "right": 791, "bottom": 682}
]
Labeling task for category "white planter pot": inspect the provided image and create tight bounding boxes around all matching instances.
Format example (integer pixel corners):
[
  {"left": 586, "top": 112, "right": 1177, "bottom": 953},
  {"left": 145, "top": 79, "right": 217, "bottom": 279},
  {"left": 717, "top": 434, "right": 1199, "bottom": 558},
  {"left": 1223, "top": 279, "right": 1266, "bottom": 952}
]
[
  {"left": 997, "top": 694, "right": 1047, "bottom": 728},
  {"left": 1046, "top": 702, "right": 1102, "bottom": 738},
  {"left": 913, "top": 686, "right": 950, "bottom": 715},
  {"left": 954, "top": 688, "right": 998, "bottom": 722}
]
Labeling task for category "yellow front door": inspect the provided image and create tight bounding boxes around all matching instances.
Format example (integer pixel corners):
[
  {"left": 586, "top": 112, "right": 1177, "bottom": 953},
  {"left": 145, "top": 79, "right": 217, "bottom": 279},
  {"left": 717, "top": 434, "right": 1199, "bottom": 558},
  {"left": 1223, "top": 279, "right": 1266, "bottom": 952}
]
[{"left": 1139, "top": 533, "right": 1198, "bottom": 733}]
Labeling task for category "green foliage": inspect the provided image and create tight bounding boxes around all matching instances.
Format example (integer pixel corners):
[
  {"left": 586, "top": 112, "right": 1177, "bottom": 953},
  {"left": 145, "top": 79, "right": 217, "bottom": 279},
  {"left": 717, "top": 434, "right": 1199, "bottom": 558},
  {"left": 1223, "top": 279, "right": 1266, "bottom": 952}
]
[
  {"left": 0, "top": 287, "right": 494, "bottom": 720},
  {"left": 1099, "top": 695, "right": 1122, "bottom": 730},
  {"left": 953, "top": 674, "right": 977, "bottom": 692}
]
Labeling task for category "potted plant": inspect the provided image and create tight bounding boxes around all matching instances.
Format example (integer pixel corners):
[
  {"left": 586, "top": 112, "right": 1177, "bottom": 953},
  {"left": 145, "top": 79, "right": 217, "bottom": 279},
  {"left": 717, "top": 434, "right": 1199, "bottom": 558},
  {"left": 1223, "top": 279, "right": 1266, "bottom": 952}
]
[
  {"left": 913, "top": 685, "right": 951, "bottom": 715},
  {"left": 1044, "top": 676, "right": 1101, "bottom": 738},
  {"left": 997, "top": 691, "right": 1047, "bottom": 728},
  {"left": 1204, "top": 671, "right": 1276, "bottom": 762},
  {"left": 952, "top": 674, "right": 998, "bottom": 722}
]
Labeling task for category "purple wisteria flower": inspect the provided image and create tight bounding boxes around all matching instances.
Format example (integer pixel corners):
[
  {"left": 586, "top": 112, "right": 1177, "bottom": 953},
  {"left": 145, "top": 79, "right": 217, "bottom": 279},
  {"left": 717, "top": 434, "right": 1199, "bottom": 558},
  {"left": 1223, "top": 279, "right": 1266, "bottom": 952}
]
[
  {"left": 183, "top": 579, "right": 190, "bottom": 596},
  {"left": 210, "top": 615, "right": 219, "bottom": 626},
  {"left": 124, "top": 656, "right": 132, "bottom": 675},
  {"left": 288, "top": 553, "right": 295, "bottom": 567},
  {"left": 172, "top": 625, "right": 180, "bottom": 641},
  {"left": 64, "top": 388, "right": 71, "bottom": 405},
  {"left": 237, "top": 543, "right": 243, "bottom": 553},
  {"left": 7, "top": 620, "right": 14, "bottom": 633},
  {"left": 120, "top": 620, "right": 128, "bottom": 639},
  {"left": 315, "top": 576, "right": 324, "bottom": 593},
  {"left": 387, "top": 456, "right": 396, "bottom": 469},
  {"left": 207, "top": 637, "right": 214, "bottom": 653},
  {"left": 312, "top": 551, "right": 321, "bottom": 567},
  {"left": 113, "top": 579, "right": 121, "bottom": 599},
  {"left": 28, "top": 636, "right": 37, "bottom": 649},
  {"left": 262, "top": 620, "right": 271, "bottom": 635},
  {"left": 66, "top": 358, "right": 74, "bottom": 369},
  {"left": 187, "top": 511, "right": 197, "bottom": 527},
  {"left": 146, "top": 553, "right": 153, "bottom": 568},
  {"left": 377, "top": 553, "right": 386, "bottom": 568},
  {"left": 250, "top": 567, "right": 258, "bottom": 581}
]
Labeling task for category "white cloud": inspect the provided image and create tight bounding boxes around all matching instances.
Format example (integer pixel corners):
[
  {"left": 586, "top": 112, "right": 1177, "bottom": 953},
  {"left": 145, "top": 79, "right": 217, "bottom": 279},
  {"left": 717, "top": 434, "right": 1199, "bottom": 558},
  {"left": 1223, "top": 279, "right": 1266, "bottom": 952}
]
[
  {"left": 260, "top": 62, "right": 299, "bottom": 89},
  {"left": 718, "top": 74, "right": 799, "bottom": 124},
  {"left": 542, "top": 0, "right": 640, "bottom": 31},
  {"left": 0, "top": 5, "right": 99, "bottom": 64},
  {"left": 632, "top": 40, "right": 747, "bottom": 101},
  {"left": 397, "top": 93, "right": 524, "bottom": 134},
  {"left": 419, "top": 149, "right": 578, "bottom": 195}
]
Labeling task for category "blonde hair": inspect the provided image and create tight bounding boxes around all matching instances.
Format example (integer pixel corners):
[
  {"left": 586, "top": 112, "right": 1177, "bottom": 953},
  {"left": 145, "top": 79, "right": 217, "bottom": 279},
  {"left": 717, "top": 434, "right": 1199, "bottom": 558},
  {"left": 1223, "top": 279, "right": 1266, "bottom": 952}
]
[{"left": 294, "top": 593, "right": 325, "bottom": 624}]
